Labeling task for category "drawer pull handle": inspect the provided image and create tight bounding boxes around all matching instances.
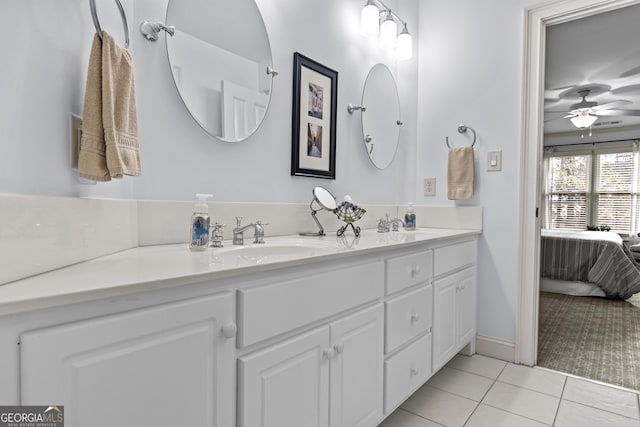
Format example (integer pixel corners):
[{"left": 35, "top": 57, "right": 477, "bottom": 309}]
[
  {"left": 221, "top": 322, "right": 237, "bottom": 339},
  {"left": 410, "top": 266, "right": 421, "bottom": 278},
  {"left": 323, "top": 348, "right": 336, "bottom": 360},
  {"left": 410, "top": 367, "right": 419, "bottom": 376},
  {"left": 334, "top": 343, "right": 345, "bottom": 355},
  {"left": 410, "top": 313, "right": 421, "bottom": 323}
]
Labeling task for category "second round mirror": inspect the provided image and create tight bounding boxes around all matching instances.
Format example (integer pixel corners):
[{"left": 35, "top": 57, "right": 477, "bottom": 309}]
[{"left": 361, "top": 64, "right": 402, "bottom": 169}]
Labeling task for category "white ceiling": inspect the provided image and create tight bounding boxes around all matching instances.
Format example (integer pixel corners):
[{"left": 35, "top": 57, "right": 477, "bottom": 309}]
[{"left": 544, "top": 3, "right": 640, "bottom": 139}]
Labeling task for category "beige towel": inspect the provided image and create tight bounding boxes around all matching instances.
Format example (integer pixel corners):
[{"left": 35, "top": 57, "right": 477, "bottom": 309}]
[
  {"left": 447, "top": 146, "right": 474, "bottom": 200},
  {"left": 102, "top": 32, "right": 140, "bottom": 178},
  {"left": 78, "top": 33, "right": 110, "bottom": 181},
  {"left": 78, "top": 32, "right": 140, "bottom": 181}
]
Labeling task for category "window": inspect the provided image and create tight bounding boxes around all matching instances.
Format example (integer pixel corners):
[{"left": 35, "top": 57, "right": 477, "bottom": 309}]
[{"left": 543, "top": 144, "right": 640, "bottom": 234}]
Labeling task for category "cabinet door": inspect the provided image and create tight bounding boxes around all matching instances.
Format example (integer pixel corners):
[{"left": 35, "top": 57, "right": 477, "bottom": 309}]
[
  {"left": 433, "top": 274, "right": 457, "bottom": 371},
  {"left": 457, "top": 267, "right": 476, "bottom": 346},
  {"left": 329, "top": 304, "right": 383, "bottom": 427},
  {"left": 20, "top": 293, "right": 236, "bottom": 427},
  {"left": 238, "top": 326, "right": 330, "bottom": 427}
]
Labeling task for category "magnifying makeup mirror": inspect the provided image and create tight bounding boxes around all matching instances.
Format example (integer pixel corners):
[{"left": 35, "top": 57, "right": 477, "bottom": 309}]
[{"left": 300, "top": 187, "right": 337, "bottom": 236}]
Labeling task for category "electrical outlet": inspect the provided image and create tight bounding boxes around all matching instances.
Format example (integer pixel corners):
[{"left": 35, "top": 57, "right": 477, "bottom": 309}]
[{"left": 424, "top": 177, "right": 436, "bottom": 196}]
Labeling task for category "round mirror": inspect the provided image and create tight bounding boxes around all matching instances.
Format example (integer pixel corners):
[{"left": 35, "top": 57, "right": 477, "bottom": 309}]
[
  {"left": 165, "top": 0, "right": 274, "bottom": 142},
  {"left": 313, "top": 186, "right": 337, "bottom": 210},
  {"left": 361, "top": 64, "right": 402, "bottom": 169}
]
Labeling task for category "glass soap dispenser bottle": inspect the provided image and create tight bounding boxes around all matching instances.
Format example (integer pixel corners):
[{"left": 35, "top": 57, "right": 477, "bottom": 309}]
[
  {"left": 189, "top": 193, "right": 212, "bottom": 251},
  {"left": 404, "top": 203, "right": 416, "bottom": 231}
]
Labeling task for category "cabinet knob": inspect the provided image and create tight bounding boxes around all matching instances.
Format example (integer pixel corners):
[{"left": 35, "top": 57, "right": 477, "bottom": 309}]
[
  {"left": 410, "top": 367, "right": 419, "bottom": 377},
  {"left": 410, "top": 312, "right": 421, "bottom": 323},
  {"left": 221, "top": 322, "right": 237, "bottom": 339},
  {"left": 410, "top": 266, "right": 421, "bottom": 278},
  {"left": 334, "top": 343, "right": 345, "bottom": 354},
  {"left": 323, "top": 348, "right": 336, "bottom": 360}
]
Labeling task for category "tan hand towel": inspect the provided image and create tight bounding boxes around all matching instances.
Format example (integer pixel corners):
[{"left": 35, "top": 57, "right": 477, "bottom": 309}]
[
  {"left": 78, "top": 33, "right": 110, "bottom": 181},
  {"left": 101, "top": 32, "right": 140, "bottom": 178},
  {"left": 447, "top": 146, "right": 474, "bottom": 200}
]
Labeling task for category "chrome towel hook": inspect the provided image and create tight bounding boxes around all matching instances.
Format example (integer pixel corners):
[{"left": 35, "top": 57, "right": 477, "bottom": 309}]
[
  {"left": 446, "top": 124, "right": 477, "bottom": 148},
  {"left": 90, "top": 0, "right": 130, "bottom": 49}
]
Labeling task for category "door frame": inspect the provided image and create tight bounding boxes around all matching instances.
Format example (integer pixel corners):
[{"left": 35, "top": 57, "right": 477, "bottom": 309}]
[{"left": 516, "top": 0, "right": 640, "bottom": 366}]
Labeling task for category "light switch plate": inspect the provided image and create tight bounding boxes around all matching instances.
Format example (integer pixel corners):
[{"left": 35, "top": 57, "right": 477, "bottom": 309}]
[
  {"left": 487, "top": 150, "right": 502, "bottom": 171},
  {"left": 424, "top": 177, "right": 436, "bottom": 196}
]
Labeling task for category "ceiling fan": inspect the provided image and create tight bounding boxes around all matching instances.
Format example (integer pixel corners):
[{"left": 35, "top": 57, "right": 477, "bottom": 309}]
[{"left": 546, "top": 89, "right": 640, "bottom": 129}]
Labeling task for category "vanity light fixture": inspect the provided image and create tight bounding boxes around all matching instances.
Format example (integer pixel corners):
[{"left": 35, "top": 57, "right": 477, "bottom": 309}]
[
  {"left": 360, "top": 0, "right": 380, "bottom": 38},
  {"left": 570, "top": 110, "right": 598, "bottom": 129},
  {"left": 359, "top": 0, "right": 413, "bottom": 60}
]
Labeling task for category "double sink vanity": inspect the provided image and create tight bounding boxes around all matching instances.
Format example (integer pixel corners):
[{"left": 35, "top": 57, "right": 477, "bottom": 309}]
[{"left": 0, "top": 225, "right": 479, "bottom": 427}]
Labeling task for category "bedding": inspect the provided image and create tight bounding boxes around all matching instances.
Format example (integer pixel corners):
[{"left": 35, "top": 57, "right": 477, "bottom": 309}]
[{"left": 540, "top": 229, "right": 640, "bottom": 299}]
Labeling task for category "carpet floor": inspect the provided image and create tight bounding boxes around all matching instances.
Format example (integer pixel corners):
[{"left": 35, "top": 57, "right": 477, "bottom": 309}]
[{"left": 538, "top": 291, "right": 640, "bottom": 391}]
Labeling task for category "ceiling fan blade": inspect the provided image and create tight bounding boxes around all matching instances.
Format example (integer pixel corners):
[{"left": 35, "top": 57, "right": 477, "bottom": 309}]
[
  {"left": 593, "top": 100, "right": 632, "bottom": 110},
  {"left": 594, "top": 109, "right": 640, "bottom": 117},
  {"left": 544, "top": 114, "right": 574, "bottom": 123}
]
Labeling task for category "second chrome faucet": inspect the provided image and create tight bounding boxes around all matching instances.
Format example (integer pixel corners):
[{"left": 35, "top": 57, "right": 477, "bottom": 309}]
[{"left": 232, "top": 217, "right": 267, "bottom": 245}]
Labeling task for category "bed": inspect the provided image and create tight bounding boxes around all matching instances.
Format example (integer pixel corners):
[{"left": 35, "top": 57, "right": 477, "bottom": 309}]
[{"left": 540, "top": 229, "right": 640, "bottom": 299}]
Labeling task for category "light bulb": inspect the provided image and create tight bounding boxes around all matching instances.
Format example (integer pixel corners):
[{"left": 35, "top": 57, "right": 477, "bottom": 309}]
[
  {"left": 360, "top": 1, "right": 379, "bottom": 38},
  {"left": 396, "top": 23, "right": 412, "bottom": 60},
  {"left": 379, "top": 11, "right": 397, "bottom": 50},
  {"left": 570, "top": 111, "right": 598, "bottom": 129}
]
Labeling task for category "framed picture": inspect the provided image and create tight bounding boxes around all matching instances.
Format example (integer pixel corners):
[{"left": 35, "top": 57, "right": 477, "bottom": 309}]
[{"left": 291, "top": 52, "right": 338, "bottom": 179}]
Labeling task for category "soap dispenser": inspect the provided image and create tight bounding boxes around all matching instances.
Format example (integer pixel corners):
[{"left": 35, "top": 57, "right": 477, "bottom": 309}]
[
  {"left": 190, "top": 193, "right": 212, "bottom": 252},
  {"left": 404, "top": 203, "right": 416, "bottom": 231}
]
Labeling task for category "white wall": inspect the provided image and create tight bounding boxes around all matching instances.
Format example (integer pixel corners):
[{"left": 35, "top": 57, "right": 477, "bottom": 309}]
[
  {"left": 417, "top": 0, "right": 538, "bottom": 345},
  {"left": 1, "top": 0, "right": 418, "bottom": 207}
]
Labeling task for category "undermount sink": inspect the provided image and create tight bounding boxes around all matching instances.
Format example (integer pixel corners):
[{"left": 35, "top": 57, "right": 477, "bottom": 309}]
[{"left": 210, "top": 239, "right": 338, "bottom": 266}]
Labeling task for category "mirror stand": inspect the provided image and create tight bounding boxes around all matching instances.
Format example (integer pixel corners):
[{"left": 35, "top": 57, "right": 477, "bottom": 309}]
[{"left": 300, "top": 187, "right": 337, "bottom": 236}]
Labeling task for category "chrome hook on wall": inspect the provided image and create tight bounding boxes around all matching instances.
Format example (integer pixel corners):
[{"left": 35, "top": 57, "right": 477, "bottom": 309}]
[{"left": 140, "top": 20, "right": 176, "bottom": 41}]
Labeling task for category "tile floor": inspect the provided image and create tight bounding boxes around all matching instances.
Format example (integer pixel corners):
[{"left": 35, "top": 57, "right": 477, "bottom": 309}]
[{"left": 379, "top": 354, "right": 640, "bottom": 427}]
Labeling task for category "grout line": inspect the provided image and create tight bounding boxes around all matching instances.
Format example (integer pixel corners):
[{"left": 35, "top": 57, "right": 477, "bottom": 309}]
[
  {"left": 397, "top": 407, "right": 446, "bottom": 426},
  {"left": 560, "top": 397, "right": 640, "bottom": 421},
  {"left": 551, "top": 376, "right": 568, "bottom": 426},
  {"left": 479, "top": 401, "right": 555, "bottom": 426}
]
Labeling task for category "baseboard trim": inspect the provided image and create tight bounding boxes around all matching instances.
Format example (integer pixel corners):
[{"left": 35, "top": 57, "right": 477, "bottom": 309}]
[{"left": 476, "top": 335, "right": 515, "bottom": 363}]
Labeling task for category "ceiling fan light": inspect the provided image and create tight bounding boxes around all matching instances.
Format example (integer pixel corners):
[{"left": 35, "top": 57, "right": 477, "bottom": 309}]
[{"left": 570, "top": 112, "right": 598, "bottom": 129}]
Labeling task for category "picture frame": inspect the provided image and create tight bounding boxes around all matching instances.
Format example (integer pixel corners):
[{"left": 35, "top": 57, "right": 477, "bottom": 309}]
[{"left": 291, "top": 52, "right": 338, "bottom": 179}]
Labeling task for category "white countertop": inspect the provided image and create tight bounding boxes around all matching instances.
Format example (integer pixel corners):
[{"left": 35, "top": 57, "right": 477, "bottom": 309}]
[{"left": 0, "top": 228, "right": 480, "bottom": 316}]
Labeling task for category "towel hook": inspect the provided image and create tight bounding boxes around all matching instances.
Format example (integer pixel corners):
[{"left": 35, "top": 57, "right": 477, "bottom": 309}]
[
  {"left": 445, "top": 124, "right": 477, "bottom": 148},
  {"left": 90, "top": 0, "right": 130, "bottom": 49}
]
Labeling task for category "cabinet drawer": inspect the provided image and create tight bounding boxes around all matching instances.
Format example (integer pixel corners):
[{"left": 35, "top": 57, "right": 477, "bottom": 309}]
[
  {"left": 384, "top": 334, "right": 431, "bottom": 414},
  {"left": 238, "top": 261, "right": 384, "bottom": 347},
  {"left": 386, "top": 250, "right": 432, "bottom": 295},
  {"left": 434, "top": 240, "right": 476, "bottom": 277},
  {"left": 385, "top": 285, "right": 432, "bottom": 354}
]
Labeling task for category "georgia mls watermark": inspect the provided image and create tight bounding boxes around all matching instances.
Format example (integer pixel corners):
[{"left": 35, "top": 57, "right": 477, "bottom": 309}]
[{"left": 0, "top": 406, "right": 63, "bottom": 427}]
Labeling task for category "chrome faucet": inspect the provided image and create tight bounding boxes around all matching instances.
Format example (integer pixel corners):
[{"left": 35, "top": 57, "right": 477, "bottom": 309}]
[
  {"left": 210, "top": 222, "right": 225, "bottom": 247},
  {"left": 389, "top": 218, "right": 406, "bottom": 232},
  {"left": 232, "top": 217, "right": 266, "bottom": 245}
]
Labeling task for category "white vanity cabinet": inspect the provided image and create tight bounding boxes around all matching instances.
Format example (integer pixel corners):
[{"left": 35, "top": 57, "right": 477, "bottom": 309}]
[
  {"left": 383, "top": 249, "right": 434, "bottom": 414},
  {"left": 237, "top": 260, "right": 385, "bottom": 427},
  {"left": 238, "top": 304, "right": 384, "bottom": 427},
  {"left": 432, "top": 240, "right": 477, "bottom": 371},
  {"left": 19, "top": 293, "right": 236, "bottom": 427}
]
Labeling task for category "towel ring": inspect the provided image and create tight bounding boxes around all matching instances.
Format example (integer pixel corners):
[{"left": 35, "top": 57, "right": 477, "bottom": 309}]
[
  {"left": 446, "top": 124, "right": 477, "bottom": 148},
  {"left": 90, "top": 0, "right": 130, "bottom": 49}
]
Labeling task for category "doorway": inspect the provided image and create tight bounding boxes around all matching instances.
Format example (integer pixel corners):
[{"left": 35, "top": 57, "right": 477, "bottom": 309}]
[{"left": 516, "top": 0, "right": 640, "bottom": 367}]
